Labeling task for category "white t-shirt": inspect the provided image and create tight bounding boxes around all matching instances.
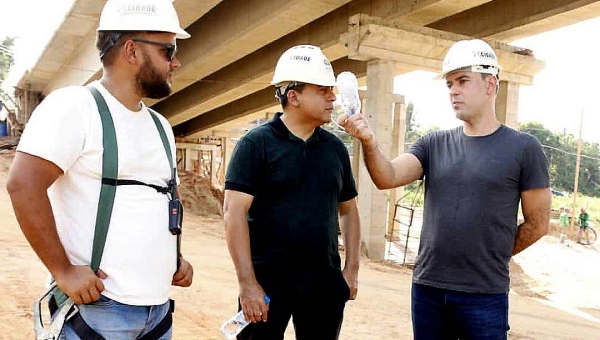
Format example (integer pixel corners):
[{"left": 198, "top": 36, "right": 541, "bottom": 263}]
[{"left": 18, "top": 81, "right": 178, "bottom": 306}]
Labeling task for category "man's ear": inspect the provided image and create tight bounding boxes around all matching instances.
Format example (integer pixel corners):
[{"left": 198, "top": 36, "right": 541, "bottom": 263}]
[
  {"left": 287, "top": 90, "right": 301, "bottom": 107},
  {"left": 486, "top": 75, "right": 497, "bottom": 95},
  {"left": 123, "top": 40, "right": 138, "bottom": 64}
]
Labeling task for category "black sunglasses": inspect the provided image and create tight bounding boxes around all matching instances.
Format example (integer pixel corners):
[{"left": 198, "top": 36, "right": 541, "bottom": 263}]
[{"left": 131, "top": 38, "right": 178, "bottom": 61}]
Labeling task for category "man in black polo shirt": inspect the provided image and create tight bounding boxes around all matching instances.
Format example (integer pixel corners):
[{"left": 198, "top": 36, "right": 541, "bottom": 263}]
[{"left": 223, "top": 45, "right": 361, "bottom": 340}]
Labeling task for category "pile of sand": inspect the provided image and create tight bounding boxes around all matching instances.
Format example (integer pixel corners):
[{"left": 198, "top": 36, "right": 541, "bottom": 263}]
[
  {"left": 0, "top": 141, "right": 224, "bottom": 218},
  {"left": 178, "top": 170, "right": 224, "bottom": 217}
]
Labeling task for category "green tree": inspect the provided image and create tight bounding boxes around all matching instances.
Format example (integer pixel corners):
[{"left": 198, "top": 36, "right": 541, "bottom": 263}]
[
  {"left": 405, "top": 102, "right": 420, "bottom": 146},
  {"left": 0, "top": 36, "right": 16, "bottom": 96},
  {"left": 520, "top": 121, "right": 600, "bottom": 197}
]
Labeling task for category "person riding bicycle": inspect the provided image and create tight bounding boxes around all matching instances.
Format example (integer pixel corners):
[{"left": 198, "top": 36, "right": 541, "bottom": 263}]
[{"left": 578, "top": 208, "right": 590, "bottom": 243}]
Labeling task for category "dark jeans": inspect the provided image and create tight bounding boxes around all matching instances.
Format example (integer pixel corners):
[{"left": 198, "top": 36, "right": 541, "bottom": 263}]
[
  {"left": 238, "top": 269, "right": 350, "bottom": 340},
  {"left": 411, "top": 283, "right": 509, "bottom": 340}
]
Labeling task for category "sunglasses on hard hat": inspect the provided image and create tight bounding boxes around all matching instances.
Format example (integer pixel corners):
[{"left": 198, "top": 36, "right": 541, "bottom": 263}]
[{"left": 131, "top": 38, "right": 178, "bottom": 61}]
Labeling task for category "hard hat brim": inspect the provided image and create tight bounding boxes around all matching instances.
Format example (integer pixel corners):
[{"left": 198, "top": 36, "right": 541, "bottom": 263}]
[
  {"left": 436, "top": 65, "right": 501, "bottom": 80},
  {"left": 174, "top": 28, "right": 191, "bottom": 39}
]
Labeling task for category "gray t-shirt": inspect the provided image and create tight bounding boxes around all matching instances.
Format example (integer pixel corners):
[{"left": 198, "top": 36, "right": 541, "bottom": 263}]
[{"left": 409, "top": 125, "right": 549, "bottom": 293}]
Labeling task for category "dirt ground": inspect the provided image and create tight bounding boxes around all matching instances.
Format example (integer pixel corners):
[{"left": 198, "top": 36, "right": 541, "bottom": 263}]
[{"left": 1, "top": 150, "right": 599, "bottom": 339}]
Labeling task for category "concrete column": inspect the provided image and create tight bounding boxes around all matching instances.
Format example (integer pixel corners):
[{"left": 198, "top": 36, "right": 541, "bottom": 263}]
[
  {"left": 387, "top": 97, "right": 406, "bottom": 237},
  {"left": 222, "top": 137, "right": 235, "bottom": 185},
  {"left": 210, "top": 150, "right": 218, "bottom": 186},
  {"left": 184, "top": 149, "right": 193, "bottom": 171},
  {"left": 358, "top": 59, "right": 396, "bottom": 260},
  {"left": 352, "top": 138, "right": 361, "bottom": 191},
  {"left": 176, "top": 148, "right": 184, "bottom": 172},
  {"left": 220, "top": 137, "right": 227, "bottom": 187},
  {"left": 495, "top": 81, "right": 520, "bottom": 129}
]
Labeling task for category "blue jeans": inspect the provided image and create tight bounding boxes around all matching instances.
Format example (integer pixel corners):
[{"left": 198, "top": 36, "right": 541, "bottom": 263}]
[
  {"left": 411, "top": 283, "right": 509, "bottom": 340},
  {"left": 57, "top": 295, "right": 172, "bottom": 340}
]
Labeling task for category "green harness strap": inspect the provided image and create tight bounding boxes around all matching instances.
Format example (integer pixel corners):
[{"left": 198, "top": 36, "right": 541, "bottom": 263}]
[
  {"left": 147, "top": 106, "right": 183, "bottom": 267},
  {"left": 51, "top": 86, "right": 180, "bottom": 309},
  {"left": 88, "top": 86, "right": 118, "bottom": 273}
]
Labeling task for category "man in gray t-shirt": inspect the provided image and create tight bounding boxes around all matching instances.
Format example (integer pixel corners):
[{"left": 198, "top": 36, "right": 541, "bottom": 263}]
[{"left": 338, "top": 39, "right": 550, "bottom": 339}]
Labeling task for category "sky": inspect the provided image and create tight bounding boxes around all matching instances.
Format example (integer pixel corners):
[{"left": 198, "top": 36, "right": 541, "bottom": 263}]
[
  {"left": 1, "top": 0, "right": 600, "bottom": 143},
  {"left": 0, "top": 0, "right": 76, "bottom": 89},
  {"left": 395, "top": 17, "right": 600, "bottom": 144}
]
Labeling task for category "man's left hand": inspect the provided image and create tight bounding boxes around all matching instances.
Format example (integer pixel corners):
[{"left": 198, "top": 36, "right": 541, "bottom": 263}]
[
  {"left": 172, "top": 257, "right": 193, "bottom": 287},
  {"left": 342, "top": 267, "right": 358, "bottom": 300}
]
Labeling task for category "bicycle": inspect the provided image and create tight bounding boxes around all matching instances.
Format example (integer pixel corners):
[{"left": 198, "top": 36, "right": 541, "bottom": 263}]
[{"left": 576, "top": 225, "right": 597, "bottom": 245}]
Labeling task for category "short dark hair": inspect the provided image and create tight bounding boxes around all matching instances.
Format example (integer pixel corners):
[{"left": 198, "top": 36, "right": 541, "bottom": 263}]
[
  {"left": 480, "top": 73, "right": 500, "bottom": 93},
  {"left": 274, "top": 82, "right": 306, "bottom": 108},
  {"left": 97, "top": 31, "right": 167, "bottom": 66},
  {"left": 480, "top": 73, "right": 494, "bottom": 81},
  {"left": 96, "top": 31, "right": 137, "bottom": 66}
]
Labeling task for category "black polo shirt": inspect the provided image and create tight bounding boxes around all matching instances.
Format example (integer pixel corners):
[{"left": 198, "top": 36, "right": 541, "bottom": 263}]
[{"left": 225, "top": 112, "right": 357, "bottom": 276}]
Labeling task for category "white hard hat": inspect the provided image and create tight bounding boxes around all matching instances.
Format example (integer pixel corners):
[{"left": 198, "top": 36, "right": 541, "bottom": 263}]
[
  {"left": 271, "top": 45, "right": 336, "bottom": 87},
  {"left": 439, "top": 39, "right": 501, "bottom": 78},
  {"left": 98, "top": 0, "right": 190, "bottom": 39}
]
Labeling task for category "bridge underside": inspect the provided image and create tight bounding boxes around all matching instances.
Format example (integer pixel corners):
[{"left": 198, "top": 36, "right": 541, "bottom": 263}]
[{"left": 14, "top": 0, "right": 600, "bottom": 259}]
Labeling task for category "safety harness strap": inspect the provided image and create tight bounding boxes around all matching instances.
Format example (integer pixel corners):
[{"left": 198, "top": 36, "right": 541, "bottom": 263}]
[
  {"left": 147, "top": 108, "right": 182, "bottom": 266},
  {"left": 69, "top": 312, "right": 104, "bottom": 340},
  {"left": 148, "top": 108, "right": 174, "bottom": 179},
  {"left": 88, "top": 86, "right": 118, "bottom": 274},
  {"left": 138, "top": 300, "right": 175, "bottom": 340},
  {"left": 47, "top": 85, "right": 119, "bottom": 310},
  {"left": 101, "top": 178, "right": 170, "bottom": 194},
  {"left": 36, "top": 86, "right": 179, "bottom": 340},
  {"left": 60, "top": 86, "right": 175, "bottom": 340},
  {"left": 67, "top": 301, "right": 174, "bottom": 340},
  {"left": 148, "top": 107, "right": 182, "bottom": 267}
]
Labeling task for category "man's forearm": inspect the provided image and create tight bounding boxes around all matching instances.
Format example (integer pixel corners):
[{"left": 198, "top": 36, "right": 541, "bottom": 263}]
[
  {"left": 341, "top": 212, "right": 360, "bottom": 271},
  {"left": 224, "top": 217, "right": 258, "bottom": 285},
  {"left": 361, "top": 138, "right": 396, "bottom": 190},
  {"left": 514, "top": 188, "right": 551, "bottom": 255},
  {"left": 8, "top": 187, "right": 72, "bottom": 277},
  {"left": 512, "top": 220, "right": 549, "bottom": 255}
]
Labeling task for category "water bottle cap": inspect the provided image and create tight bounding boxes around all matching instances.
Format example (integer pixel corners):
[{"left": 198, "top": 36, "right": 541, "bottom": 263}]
[
  {"left": 336, "top": 71, "right": 359, "bottom": 89},
  {"left": 264, "top": 295, "right": 271, "bottom": 304}
]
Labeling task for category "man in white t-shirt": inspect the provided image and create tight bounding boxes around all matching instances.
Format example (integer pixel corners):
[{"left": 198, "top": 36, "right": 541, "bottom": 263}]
[{"left": 6, "top": 0, "right": 193, "bottom": 338}]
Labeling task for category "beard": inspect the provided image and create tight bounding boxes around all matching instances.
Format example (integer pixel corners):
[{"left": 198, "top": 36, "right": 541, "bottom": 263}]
[{"left": 135, "top": 56, "right": 172, "bottom": 99}]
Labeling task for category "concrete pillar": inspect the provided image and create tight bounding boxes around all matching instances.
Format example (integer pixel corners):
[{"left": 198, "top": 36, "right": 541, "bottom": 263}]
[
  {"left": 220, "top": 138, "right": 227, "bottom": 187},
  {"left": 495, "top": 80, "right": 520, "bottom": 129},
  {"left": 351, "top": 96, "right": 368, "bottom": 190},
  {"left": 210, "top": 150, "right": 218, "bottom": 186},
  {"left": 352, "top": 138, "right": 361, "bottom": 191},
  {"left": 358, "top": 59, "right": 396, "bottom": 260},
  {"left": 184, "top": 149, "right": 193, "bottom": 171},
  {"left": 387, "top": 97, "right": 406, "bottom": 237},
  {"left": 176, "top": 148, "right": 184, "bottom": 172},
  {"left": 222, "top": 137, "right": 235, "bottom": 185}
]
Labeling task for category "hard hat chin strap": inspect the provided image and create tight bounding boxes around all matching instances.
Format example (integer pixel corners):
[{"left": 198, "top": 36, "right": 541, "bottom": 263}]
[
  {"left": 471, "top": 64, "right": 500, "bottom": 77},
  {"left": 274, "top": 81, "right": 305, "bottom": 101},
  {"left": 99, "top": 32, "right": 122, "bottom": 59}
]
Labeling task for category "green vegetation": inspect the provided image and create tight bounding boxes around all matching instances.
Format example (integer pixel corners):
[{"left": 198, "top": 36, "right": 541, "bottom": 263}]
[
  {"left": 0, "top": 37, "right": 15, "bottom": 96},
  {"left": 396, "top": 119, "right": 600, "bottom": 221},
  {"left": 397, "top": 181, "right": 424, "bottom": 208},
  {"left": 551, "top": 194, "right": 600, "bottom": 225},
  {"left": 520, "top": 122, "right": 600, "bottom": 198},
  {"left": 334, "top": 100, "right": 600, "bottom": 221}
]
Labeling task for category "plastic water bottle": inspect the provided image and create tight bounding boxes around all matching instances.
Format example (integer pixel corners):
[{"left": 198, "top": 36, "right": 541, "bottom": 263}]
[
  {"left": 220, "top": 296, "right": 270, "bottom": 339},
  {"left": 336, "top": 71, "right": 361, "bottom": 116}
]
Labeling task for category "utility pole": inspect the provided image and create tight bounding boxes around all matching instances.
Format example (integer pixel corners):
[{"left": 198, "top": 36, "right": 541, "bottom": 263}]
[{"left": 570, "top": 110, "right": 583, "bottom": 233}]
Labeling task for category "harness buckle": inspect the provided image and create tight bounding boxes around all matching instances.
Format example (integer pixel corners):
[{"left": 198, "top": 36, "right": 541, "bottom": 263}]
[{"left": 34, "top": 283, "right": 78, "bottom": 340}]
